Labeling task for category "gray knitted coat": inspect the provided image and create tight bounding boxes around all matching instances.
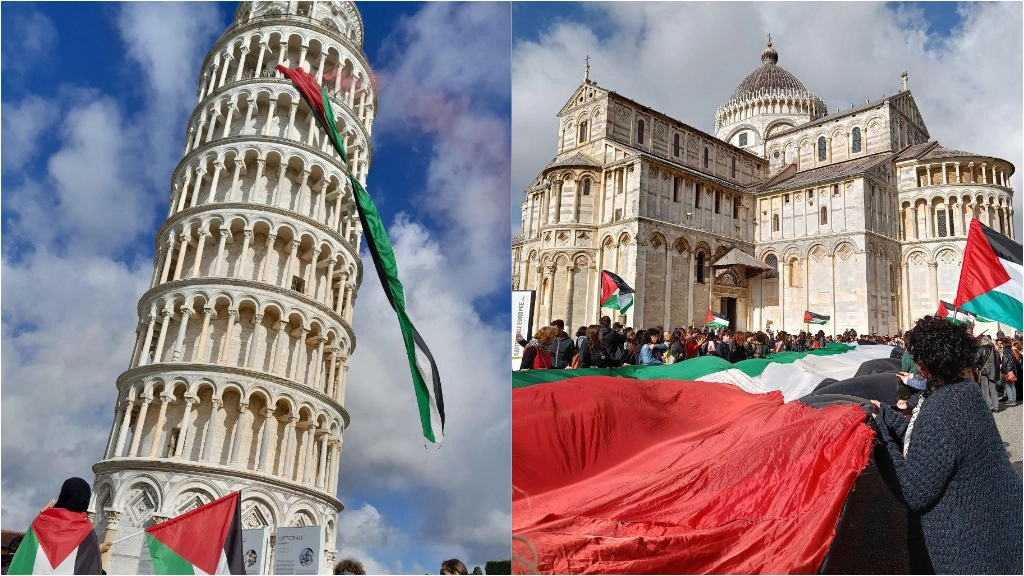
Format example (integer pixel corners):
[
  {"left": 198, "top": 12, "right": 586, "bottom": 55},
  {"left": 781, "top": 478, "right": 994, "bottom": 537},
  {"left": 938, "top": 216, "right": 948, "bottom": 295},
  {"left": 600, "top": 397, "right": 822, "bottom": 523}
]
[{"left": 876, "top": 379, "right": 1023, "bottom": 574}]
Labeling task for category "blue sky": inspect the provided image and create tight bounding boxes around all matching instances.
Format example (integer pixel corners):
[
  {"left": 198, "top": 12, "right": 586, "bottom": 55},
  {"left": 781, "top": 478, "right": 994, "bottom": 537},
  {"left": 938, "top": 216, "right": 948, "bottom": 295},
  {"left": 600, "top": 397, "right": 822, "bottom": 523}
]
[{"left": 2, "top": 2, "right": 511, "bottom": 574}]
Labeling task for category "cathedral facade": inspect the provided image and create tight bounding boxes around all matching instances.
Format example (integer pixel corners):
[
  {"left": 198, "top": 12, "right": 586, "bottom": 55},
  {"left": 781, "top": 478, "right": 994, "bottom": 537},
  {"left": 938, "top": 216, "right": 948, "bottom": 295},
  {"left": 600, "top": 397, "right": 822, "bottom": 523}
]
[{"left": 512, "top": 42, "right": 1016, "bottom": 336}]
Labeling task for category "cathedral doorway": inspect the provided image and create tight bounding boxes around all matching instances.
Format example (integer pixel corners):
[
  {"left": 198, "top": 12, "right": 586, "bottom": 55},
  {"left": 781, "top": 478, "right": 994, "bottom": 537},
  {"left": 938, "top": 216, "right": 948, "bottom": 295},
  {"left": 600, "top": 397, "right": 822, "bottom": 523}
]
[{"left": 720, "top": 297, "right": 738, "bottom": 330}]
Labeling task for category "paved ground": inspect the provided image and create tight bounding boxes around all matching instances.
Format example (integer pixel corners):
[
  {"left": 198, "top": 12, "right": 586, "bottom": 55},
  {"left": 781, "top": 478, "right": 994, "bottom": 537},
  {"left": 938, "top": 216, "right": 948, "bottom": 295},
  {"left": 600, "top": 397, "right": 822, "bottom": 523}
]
[{"left": 994, "top": 401, "right": 1023, "bottom": 477}]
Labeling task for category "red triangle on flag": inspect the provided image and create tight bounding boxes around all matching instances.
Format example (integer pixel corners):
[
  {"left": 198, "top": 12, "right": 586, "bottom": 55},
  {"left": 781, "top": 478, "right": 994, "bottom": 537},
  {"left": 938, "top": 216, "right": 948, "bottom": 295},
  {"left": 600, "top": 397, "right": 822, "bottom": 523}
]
[
  {"left": 31, "top": 508, "right": 94, "bottom": 569},
  {"left": 146, "top": 492, "right": 239, "bottom": 575},
  {"left": 955, "top": 219, "right": 1011, "bottom": 306}
]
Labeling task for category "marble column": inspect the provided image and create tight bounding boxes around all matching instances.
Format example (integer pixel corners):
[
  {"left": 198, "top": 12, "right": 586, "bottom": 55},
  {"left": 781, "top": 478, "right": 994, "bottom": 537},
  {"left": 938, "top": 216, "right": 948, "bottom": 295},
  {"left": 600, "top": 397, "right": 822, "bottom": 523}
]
[
  {"left": 191, "top": 231, "right": 209, "bottom": 277},
  {"left": 219, "top": 310, "right": 238, "bottom": 365},
  {"left": 928, "top": 262, "right": 939, "bottom": 312},
  {"left": 229, "top": 402, "right": 249, "bottom": 466},
  {"left": 274, "top": 321, "right": 289, "bottom": 376},
  {"left": 173, "top": 398, "right": 195, "bottom": 458},
  {"left": 101, "top": 511, "right": 121, "bottom": 572},
  {"left": 112, "top": 399, "right": 135, "bottom": 458},
  {"left": 246, "top": 314, "right": 264, "bottom": 369},
  {"left": 259, "top": 233, "right": 276, "bottom": 283},
  {"left": 201, "top": 399, "right": 221, "bottom": 462},
  {"left": 149, "top": 396, "right": 170, "bottom": 458},
  {"left": 317, "top": 434, "right": 329, "bottom": 488},
  {"left": 152, "top": 310, "right": 174, "bottom": 364},
  {"left": 213, "top": 229, "right": 230, "bottom": 277},
  {"left": 171, "top": 308, "right": 193, "bottom": 361},
  {"left": 238, "top": 229, "right": 253, "bottom": 279},
  {"left": 139, "top": 315, "right": 157, "bottom": 367},
  {"left": 194, "top": 308, "right": 214, "bottom": 362},
  {"left": 256, "top": 408, "right": 273, "bottom": 472},
  {"left": 279, "top": 416, "right": 298, "bottom": 477}
]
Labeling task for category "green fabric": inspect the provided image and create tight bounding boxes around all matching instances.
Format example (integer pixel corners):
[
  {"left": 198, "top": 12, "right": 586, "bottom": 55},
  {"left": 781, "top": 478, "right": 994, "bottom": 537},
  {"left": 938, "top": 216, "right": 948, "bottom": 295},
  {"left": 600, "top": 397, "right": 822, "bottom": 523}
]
[
  {"left": 322, "top": 88, "right": 439, "bottom": 442},
  {"left": 961, "top": 289, "right": 1024, "bottom": 331},
  {"left": 901, "top": 350, "right": 918, "bottom": 374},
  {"left": 146, "top": 534, "right": 196, "bottom": 575},
  {"left": 512, "top": 343, "right": 857, "bottom": 388},
  {"left": 6, "top": 527, "right": 38, "bottom": 575}
]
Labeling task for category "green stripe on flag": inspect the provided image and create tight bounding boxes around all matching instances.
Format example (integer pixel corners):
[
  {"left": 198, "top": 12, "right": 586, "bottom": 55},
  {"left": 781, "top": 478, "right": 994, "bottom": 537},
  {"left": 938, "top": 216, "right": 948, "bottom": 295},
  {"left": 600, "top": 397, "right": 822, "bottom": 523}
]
[
  {"left": 511, "top": 343, "right": 856, "bottom": 388},
  {"left": 147, "top": 534, "right": 196, "bottom": 575},
  {"left": 961, "top": 290, "right": 1024, "bottom": 331},
  {"left": 6, "top": 527, "right": 38, "bottom": 575}
]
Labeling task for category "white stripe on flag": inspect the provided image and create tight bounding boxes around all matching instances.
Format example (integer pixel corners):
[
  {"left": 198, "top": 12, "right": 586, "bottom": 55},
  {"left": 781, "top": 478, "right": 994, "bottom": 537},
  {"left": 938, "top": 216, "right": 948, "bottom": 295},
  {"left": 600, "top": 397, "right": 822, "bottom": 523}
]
[
  {"left": 32, "top": 543, "right": 76, "bottom": 575},
  {"left": 414, "top": 346, "right": 443, "bottom": 442},
  {"left": 993, "top": 259, "right": 1024, "bottom": 300}
]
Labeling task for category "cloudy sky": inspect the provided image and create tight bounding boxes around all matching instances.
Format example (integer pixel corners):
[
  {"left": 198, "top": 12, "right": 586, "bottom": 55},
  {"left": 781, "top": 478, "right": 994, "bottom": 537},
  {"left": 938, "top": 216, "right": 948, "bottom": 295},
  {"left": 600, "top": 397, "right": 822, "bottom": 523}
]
[
  {"left": 1, "top": 2, "right": 510, "bottom": 573},
  {"left": 511, "top": 1, "right": 1024, "bottom": 236}
]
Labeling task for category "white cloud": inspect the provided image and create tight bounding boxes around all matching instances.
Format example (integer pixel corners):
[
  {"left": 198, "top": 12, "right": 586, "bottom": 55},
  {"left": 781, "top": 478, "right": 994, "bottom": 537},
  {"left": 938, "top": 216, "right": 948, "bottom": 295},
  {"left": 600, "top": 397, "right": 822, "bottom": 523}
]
[
  {"left": 512, "top": 2, "right": 1023, "bottom": 235},
  {"left": 1, "top": 11, "right": 57, "bottom": 74},
  {"left": 1, "top": 96, "right": 58, "bottom": 170},
  {"left": 374, "top": 1, "right": 511, "bottom": 301}
]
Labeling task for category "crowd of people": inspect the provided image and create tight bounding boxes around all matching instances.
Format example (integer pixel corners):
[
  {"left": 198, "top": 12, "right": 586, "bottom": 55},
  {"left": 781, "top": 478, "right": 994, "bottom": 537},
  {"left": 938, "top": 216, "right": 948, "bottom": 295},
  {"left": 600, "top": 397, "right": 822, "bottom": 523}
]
[{"left": 516, "top": 318, "right": 1024, "bottom": 411}]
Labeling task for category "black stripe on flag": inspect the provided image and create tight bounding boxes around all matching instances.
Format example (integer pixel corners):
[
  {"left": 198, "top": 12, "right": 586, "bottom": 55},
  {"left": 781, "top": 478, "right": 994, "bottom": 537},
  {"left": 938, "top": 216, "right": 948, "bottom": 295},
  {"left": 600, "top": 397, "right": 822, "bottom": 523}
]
[
  {"left": 73, "top": 532, "right": 102, "bottom": 575},
  {"left": 979, "top": 221, "right": 1023, "bottom": 266},
  {"left": 224, "top": 493, "right": 244, "bottom": 575}
]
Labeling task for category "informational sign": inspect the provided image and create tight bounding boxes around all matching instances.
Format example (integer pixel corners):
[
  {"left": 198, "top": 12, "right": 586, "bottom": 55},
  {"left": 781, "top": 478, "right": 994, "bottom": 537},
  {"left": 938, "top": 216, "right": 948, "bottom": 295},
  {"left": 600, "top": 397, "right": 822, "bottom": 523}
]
[
  {"left": 512, "top": 290, "right": 536, "bottom": 370},
  {"left": 272, "top": 526, "right": 324, "bottom": 575},
  {"left": 242, "top": 527, "right": 270, "bottom": 575}
]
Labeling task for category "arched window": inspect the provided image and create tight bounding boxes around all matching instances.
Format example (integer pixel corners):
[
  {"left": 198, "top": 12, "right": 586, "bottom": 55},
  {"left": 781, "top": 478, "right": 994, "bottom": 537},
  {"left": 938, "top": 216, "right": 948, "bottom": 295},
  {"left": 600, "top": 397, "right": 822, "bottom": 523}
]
[
  {"left": 820, "top": 206, "right": 828, "bottom": 225},
  {"left": 764, "top": 254, "right": 778, "bottom": 279},
  {"left": 731, "top": 158, "right": 737, "bottom": 178},
  {"left": 672, "top": 176, "right": 680, "bottom": 202},
  {"left": 582, "top": 179, "right": 591, "bottom": 196},
  {"left": 739, "top": 132, "right": 748, "bottom": 147},
  {"left": 578, "top": 121, "right": 588, "bottom": 144},
  {"left": 703, "top": 147, "right": 710, "bottom": 169},
  {"left": 673, "top": 134, "right": 681, "bottom": 157},
  {"left": 789, "top": 258, "right": 802, "bottom": 287},
  {"left": 818, "top": 137, "right": 827, "bottom": 161},
  {"left": 772, "top": 213, "right": 780, "bottom": 232},
  {"left": 637, "top": 119, "right": 645, "bottom": 144},
  {"left": 851, "top": 128, "right": 862, "bottom": 153},
  {"left": 936, "top": 209, "right": 947, "bottom": 237},
  {"left": 696, "top": 252, "right": 706, "bottom": 283}
]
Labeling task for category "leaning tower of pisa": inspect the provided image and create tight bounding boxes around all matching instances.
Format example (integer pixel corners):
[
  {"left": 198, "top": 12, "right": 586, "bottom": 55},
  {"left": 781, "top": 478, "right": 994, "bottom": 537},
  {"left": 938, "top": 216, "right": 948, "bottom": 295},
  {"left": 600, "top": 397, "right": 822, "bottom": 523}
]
[{"left": 89, "top": 2, "right": 375, "bottom": 573}]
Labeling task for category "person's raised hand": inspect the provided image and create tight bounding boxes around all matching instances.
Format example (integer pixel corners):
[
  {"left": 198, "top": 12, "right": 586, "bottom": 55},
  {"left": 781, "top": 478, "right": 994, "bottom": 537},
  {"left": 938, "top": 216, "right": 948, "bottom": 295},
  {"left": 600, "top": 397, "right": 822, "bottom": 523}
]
[{"left": 100, "top": 542, "right": 113, "bottom": 554}]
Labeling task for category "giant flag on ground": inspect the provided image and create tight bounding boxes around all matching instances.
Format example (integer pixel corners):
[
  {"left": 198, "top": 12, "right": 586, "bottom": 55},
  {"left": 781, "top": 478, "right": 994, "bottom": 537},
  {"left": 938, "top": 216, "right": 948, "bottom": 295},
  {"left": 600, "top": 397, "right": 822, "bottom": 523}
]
[
  {"left": 277, "top": 65, "right": 445, "bottom": 443},
  {"left": 145, "top": 492, "right": 243, "bottom": 575},
  {"left": 599, "top": 270, "right": 634, "bottom": 313},
  {"left": 512, "top": 378, "right": 874, "bottom": 574},
  {"left": 954, "top": 219, "right": 1023, "bottom": 331},
  {"left": 7, "top": 509, "right": 101, "bottom": 575}
]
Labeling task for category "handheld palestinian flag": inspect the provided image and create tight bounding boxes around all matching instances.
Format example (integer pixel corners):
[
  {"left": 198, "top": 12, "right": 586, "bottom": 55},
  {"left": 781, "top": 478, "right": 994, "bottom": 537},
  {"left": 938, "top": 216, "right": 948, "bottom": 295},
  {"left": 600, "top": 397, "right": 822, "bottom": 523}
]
[
  {"left": 145, "top": 492, "right": 243, "bottom": 575},
  {"left": 277, "top": 65, "right": 445, "bottom": 443},
  {"left": 7, "top": 508, "right": 100, "bottom": 575},
  {"left": 600, "top": 270, "right": 634, "bottom": 313},
  {"left": 954, "top": 219, "right": 1023, "bottom": 331},
  {"left": 804, "top": 311, "right": 829, "bottom": 325},
  {"left": 936, "top": 300, "right": 975, "bottom": 326},
  {"left": 706, "top": 310, "right": 729, "bottom": 328}
]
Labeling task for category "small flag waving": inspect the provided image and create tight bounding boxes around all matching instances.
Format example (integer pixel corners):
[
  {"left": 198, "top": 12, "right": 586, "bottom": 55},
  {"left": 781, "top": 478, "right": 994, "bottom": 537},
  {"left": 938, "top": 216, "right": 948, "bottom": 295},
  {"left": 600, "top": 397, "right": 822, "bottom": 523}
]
[
  {"left": 7, "top": 508, "right": 101, "bottom": 575},
  {"left": 277, "top": 65, "right": 445, "bottom": 443},
  {"left": 804, "top": 311, "right": 830, "bottom": 325},
  {"left": 954, "top": 219, "right": 1023, "bottom": 331},
  {"left": 600, "top": 270, "right": 635, "bottom": 313},
  {"left": 146, "top": 492, "right": 243, "bottom": 575},
  {"left": 706, "top": 310, "right": 729, "bottom": 328},
  {"left": 936, "top": 301, "right": 975, "bottom": 326}
]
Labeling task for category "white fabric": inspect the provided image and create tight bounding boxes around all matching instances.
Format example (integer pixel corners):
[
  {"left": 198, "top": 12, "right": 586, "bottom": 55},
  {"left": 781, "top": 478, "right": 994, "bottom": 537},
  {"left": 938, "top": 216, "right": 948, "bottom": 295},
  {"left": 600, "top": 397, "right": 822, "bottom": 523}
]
[
  {"left": 696, "top": 368, "right": 768, "bottom": 395},
  {"left": 32, "top": 543, "right": 76, "bottom": 575},
  {"left": 756, "top": 345, "right": 898, "bottom": 402}
]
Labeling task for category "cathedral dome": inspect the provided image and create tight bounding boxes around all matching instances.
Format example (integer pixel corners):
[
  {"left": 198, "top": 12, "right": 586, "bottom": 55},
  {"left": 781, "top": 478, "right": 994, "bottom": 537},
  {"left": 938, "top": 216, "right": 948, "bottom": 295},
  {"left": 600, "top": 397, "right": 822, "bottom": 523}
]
[{"left": 728, "top": 41, "right": 816, "bottom": 103}]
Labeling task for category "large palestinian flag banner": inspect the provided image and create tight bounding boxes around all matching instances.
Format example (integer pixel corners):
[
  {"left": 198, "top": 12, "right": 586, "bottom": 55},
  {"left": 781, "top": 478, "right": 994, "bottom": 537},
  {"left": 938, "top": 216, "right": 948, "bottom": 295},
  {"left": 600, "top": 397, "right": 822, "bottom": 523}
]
[
  {"left": 804, "top": 311, "right": 829, "bottom": 325},
  {"left": 7, "top": 508, "right": 101, "bottom": 575},
  {"left": 277, "top": 65, "right": 445, "bottom": 443},
  {"left": 145, "top": 492, "right": 243, "bottom": 575},
  {"left": 954, "top": 219, "right": 1023, "bottom": 331},
  {"left": 599, "top": 270, "right": 634, "bottom": 313},
  {"left": 512, "top": 342, "right": 925, "bottom": 574}
]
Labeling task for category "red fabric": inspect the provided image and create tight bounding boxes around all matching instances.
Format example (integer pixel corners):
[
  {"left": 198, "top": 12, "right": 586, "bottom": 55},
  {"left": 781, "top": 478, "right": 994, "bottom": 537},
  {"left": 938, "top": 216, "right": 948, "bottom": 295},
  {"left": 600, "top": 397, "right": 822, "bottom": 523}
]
[
  {"left": 276, "top": 66, "right": 326, "bottom": 120},
  {"left": 956, "top": 218, "right": 1010, "bottom": 305},
  {"left": 528, "top": 345, "right": 552, "bottom": 370},
  {"left": 146, "top": 492, "right": 239, "bottom": 574},
  {"left": 512, "top": 378, "right": 873, "bottom": 574},
  {"left": 31, "top": 508, "right": 93, "bottom": 568},
  {"left": 599, "top": 271, "right": 617, "bottom": 305},
  {"left": 685, "top": 339, "right": 699, "bottom": 359}
]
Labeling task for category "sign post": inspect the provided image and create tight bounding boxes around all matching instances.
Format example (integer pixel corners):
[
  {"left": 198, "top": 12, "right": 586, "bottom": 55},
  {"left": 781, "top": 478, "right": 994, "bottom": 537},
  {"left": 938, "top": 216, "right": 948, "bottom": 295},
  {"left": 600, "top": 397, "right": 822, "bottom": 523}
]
[
  {"left": 512, "top": 290, "right": 536, "bottom": 371},
  {"left": 273, "top": 526, "right": 324, "bottom": 575}
]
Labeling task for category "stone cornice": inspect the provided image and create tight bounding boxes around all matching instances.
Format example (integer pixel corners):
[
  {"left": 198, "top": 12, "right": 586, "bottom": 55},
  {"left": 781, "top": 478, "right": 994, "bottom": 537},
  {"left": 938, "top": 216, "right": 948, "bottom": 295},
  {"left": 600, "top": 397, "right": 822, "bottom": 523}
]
[
  {"left": 202, "top": 16, "right": 374, "bottom": 95},
  {"left": 898, "top": 183, "right": 1014, "bottom": 196},
  {"left": 155, "top": 202, "right": 364, "bottom": 287},
  {"left": 92, "top": 457, "right": 344, "bottom": 510},
  {"left": 190, "top": 78, "right": 372, "bottom": 159},
  {"left": 115, "top": 362, "right": 352, "bottom": 428},
  {"left": 137, "top": 276, "right": 357, "bottom": 352}
]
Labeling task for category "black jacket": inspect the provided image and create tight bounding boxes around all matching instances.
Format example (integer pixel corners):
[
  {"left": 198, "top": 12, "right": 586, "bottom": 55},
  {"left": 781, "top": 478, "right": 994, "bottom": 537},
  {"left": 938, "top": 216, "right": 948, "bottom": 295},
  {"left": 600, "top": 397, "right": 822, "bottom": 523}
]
[
  {"left": 875, "top": 380, "right": 1023, "bottom": 574},
  {"left": 600, "top": 327, "right": 626, "bottom": 363},
  {"left": 975, "top": 344, "right": 998, "bottom": 383},
  {"left": 550, "top": 333, "right": 577, "bottom": 369},
  {"left": 579, "top": 339, "right": 611, "bottom": 368}
]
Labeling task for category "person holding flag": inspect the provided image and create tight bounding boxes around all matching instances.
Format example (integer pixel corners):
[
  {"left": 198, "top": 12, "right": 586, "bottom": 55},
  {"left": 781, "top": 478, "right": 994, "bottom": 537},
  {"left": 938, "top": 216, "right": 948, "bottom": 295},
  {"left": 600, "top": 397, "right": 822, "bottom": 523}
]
[{"left": 7, "top": 478, "right": 111, "bottom": 575}]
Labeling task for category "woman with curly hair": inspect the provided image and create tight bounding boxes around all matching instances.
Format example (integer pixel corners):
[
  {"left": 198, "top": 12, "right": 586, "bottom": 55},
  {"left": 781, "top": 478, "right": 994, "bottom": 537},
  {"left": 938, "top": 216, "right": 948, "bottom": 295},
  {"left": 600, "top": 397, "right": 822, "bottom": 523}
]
[{"left": 870, "top": 315, "right": 1022, "bottom": 574}]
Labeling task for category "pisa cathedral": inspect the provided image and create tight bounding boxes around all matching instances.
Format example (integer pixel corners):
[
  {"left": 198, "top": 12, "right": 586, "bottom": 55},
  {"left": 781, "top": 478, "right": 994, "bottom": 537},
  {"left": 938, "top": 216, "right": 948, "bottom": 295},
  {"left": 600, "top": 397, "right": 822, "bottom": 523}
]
[
  {"left": 512, "top": 41, "right": 1017, "bottom": 335},
  {"left": 88, "top": 2, "right": 373, "bottom": 573}
]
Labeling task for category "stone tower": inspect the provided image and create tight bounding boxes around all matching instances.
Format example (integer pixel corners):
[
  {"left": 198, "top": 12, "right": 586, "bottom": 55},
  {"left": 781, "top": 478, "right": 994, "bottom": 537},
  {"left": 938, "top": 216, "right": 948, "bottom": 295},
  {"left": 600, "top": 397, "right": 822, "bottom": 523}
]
[{"left": 90, "top": 2, "right": 375, "bottom": 573}]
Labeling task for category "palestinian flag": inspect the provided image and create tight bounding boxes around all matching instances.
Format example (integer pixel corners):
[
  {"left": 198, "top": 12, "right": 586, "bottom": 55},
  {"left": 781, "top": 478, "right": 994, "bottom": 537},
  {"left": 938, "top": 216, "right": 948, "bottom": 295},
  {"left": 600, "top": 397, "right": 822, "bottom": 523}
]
[
  {"left": 804, "top": 311, "right": 829, "bottom": 325},
  {"left": 936, "top": 301, "right": 975, "bottom": 326},
  {"left": 7, "top": 508, "right": 100, "bottom": 575},
  {"left": 954, "top": 219, "right": 1023, "bottom": 331},
  {"left": 706, "top": 310, "right": 729, "bottom": 328},
  {"left": 277, "top": 65, "right": 445, "bottom": 443},
  {"left": 145, "top": 492, "right": 243, "bottom": 575},
  {"left": 600, "top": 270, "right": 634, "bottom": 313}
]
